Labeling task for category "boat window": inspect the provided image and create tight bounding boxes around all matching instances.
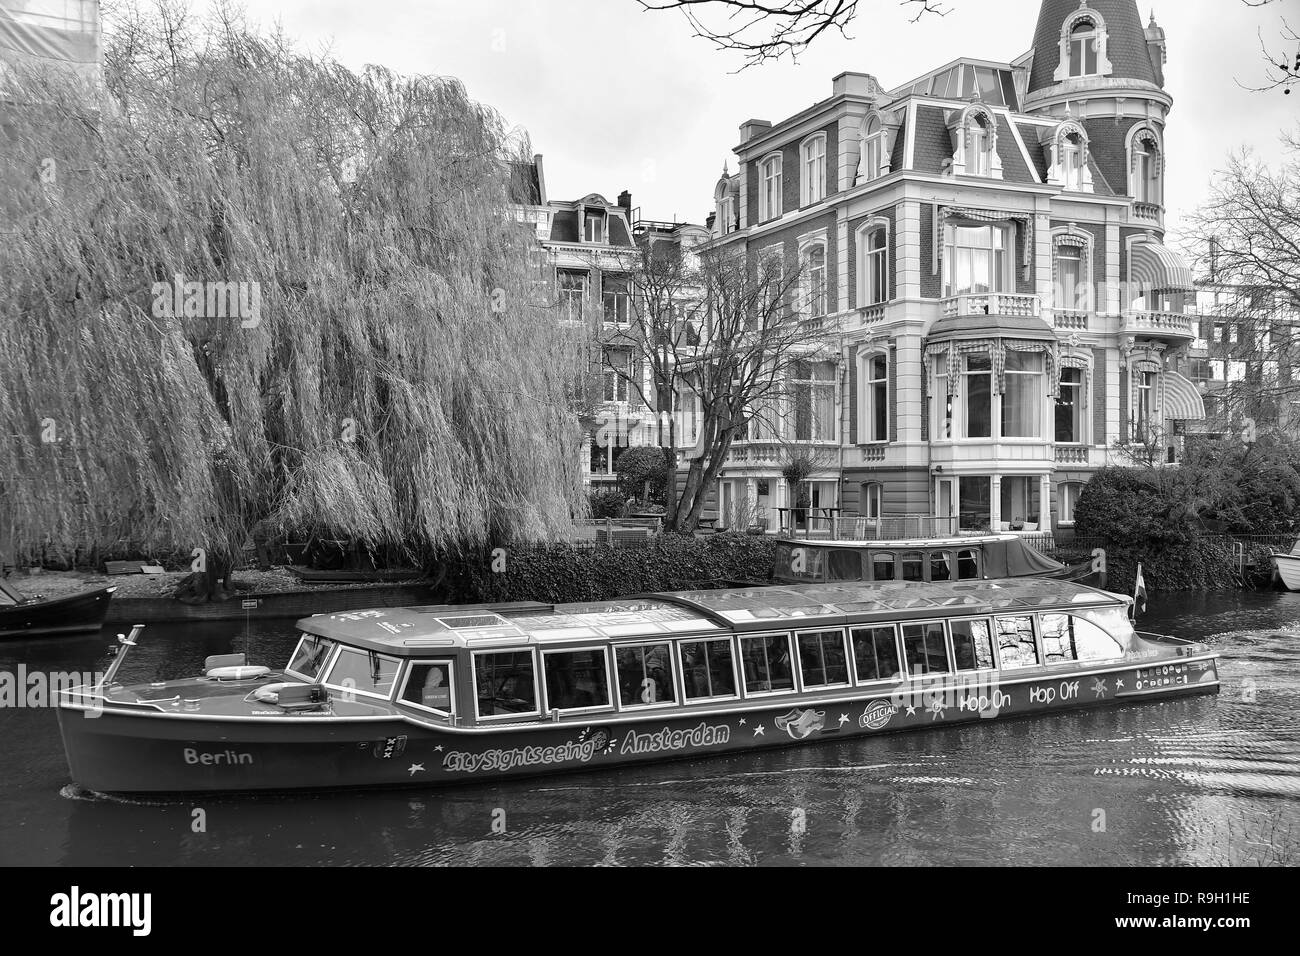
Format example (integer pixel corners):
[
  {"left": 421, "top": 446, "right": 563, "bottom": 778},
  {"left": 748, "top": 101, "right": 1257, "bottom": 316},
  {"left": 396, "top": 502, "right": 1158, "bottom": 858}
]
[
  {"left": 1041, "top": 613, "right": 1125, "bottom": 662},
  {"left": 872, "top": 552, "right": 896, "bottom": 581},
  {"left": 828, "top": 549, "right": 864, "bottom": 582},
  {"left": 400, "top": 661, "right": 455, "bottom": 714},
  {"left": 958, "top": 549, "right": 981, "bottom": 579},
  {"left": 325, "top": 647, "right": 402, "bottom": 698},
  {"left": 851, "top": 625, "right": 903, "bottom": 682},
  {"left": 995, "top": 616, "right": 1039, "bottom": 668},
  {"left": 544, "top": 649, "right": 611, "bottom": 711},
  {"left": 474, "top": 650, "right": 538, "bottom": 717},
  {"left": 901, "top": 621, "right": 951, "bottom": 676},
  {"left": 287, "top": 635, "right": 336, "bottom": 680},
  {"left": 741, "top": 634, "right": 795, "bottom": 694},
  {"left": 950, "top": 618, "right": 995, "bottom": 671},
  {"left": 797, "top": 630, "right": 850, "bottom": 687},
  {"left": 680, "top": 638, "right": 738, "bottom": 700},
  {"left": 616, "top": 642, "right": 677, "bottom": 707},
  {"left": 930, "top": 551, "right": 953, "bottom": 582},
  {"left": 775, "top": 543, "right": 826, "bottom": 582},
  {"left": 901, "top": 552, "right": 925, "bottom": 582}
]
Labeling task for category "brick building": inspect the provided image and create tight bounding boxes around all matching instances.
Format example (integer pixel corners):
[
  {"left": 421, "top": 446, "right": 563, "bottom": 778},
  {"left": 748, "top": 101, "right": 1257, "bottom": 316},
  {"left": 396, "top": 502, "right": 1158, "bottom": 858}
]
[{"left": 698, "top": 0, "right": 1207, "bottom": 534}]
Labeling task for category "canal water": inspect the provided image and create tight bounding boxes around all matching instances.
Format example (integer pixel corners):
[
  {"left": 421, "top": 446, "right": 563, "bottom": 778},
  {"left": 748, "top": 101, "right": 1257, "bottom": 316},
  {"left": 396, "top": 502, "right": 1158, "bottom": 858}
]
[{"left": 1, "top": 592, "right": 1297, "bottom": 866}]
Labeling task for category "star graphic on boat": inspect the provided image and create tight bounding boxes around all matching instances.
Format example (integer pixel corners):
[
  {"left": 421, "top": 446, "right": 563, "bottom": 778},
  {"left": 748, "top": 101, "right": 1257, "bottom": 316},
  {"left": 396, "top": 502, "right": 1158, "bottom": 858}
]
[
  {"left": 738, "top": 718, "right": 746, "bottom": 726},
  {"left": 838, "top": 713, "right": 849, "bottom": 726},
  {"left": 434, "top": 745, "right": 444, "bottom": 752},
  {"left": 753, "top": 725, "right": 765, "bottom": 737},
  {"left": 1116, "top": 679, "right": 1125, "bottom": 689},
  {"left": 926, "top": 698, "right": 946, "bottom": 720},
  {"left": 905, "top": 705, "right": 917, "bottom": 717},
  {"left": 407, "top": 763, "right": 425, "bottom": 776},
  {"left": 1091, "top": 678, "right": 1109, "bottom": 697}
]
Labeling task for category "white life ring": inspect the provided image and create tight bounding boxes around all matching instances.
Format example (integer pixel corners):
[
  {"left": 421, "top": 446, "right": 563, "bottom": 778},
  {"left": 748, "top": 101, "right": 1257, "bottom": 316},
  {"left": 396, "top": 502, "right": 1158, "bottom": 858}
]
[
  {"left": 252, "top": 682, "right": 294, "bottom": 703},
  {"left": 207, "top": 665, "right": 271, "bottom": 681}
]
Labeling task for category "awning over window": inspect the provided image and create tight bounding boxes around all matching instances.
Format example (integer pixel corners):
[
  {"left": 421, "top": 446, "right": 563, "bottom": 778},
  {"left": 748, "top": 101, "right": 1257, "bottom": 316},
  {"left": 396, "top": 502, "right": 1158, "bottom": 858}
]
[
  {"left": 926, "top": 313, "right": 1056, "bottom": 342},
  {"left": 1130, "top": 240, "right": 1195, "bottom": 294},
  {"left": 1162, "top": 371, "right": 1206, "bottom": 421}
]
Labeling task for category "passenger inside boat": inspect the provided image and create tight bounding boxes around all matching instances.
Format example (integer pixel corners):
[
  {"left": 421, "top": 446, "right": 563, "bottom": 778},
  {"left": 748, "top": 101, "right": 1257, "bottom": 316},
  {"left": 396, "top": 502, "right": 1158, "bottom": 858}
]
[{"left": 404, "top": 663, "right": 451, "bottom": 711}]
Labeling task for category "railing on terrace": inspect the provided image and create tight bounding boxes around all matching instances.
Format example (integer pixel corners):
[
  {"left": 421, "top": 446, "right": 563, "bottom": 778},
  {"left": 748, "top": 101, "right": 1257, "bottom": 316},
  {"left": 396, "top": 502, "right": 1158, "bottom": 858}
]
[
  {"left": 1053, "top": 310, "right": 1090, "bottom": 331},
  {"left": 941, "top": 293, "right": 1040, "bottom": 319},
  {"left": 1055, "top": 445, "right": 1089, "bottom": 464},
  {"left": 779, "top": 513, "right": 962, "bottom": 540},
  {"left": 1132, "top": 202, "right": 1163, "bottom": 224}
]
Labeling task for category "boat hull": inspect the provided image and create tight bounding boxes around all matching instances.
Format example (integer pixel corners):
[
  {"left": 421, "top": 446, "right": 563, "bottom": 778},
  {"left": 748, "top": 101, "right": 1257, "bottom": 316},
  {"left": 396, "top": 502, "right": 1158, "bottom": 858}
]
[
  {"left": 0, "top": 587, "right": 115, "bottom": 639},
  {"left": 58, "top": 655, "right": 1220, "bottom": 794},
  {"left": 1274, "top": 553, "right": 1300, "bottom": 591}
]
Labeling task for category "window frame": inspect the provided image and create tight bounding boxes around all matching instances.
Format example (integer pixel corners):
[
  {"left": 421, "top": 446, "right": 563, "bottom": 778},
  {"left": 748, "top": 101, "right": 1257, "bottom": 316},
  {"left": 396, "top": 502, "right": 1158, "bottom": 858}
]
[
  {"left": 799, "top": 236, "right": 828, "bottom": 319},
  {"left": 471, "top": 648, "right": 541, "bottom": 721},
  {"left": 322, "top": 646, "right": 404, "bottom": 701},
  {"left": 860, "top": 481, "right": 884, "bottom": 521},
  {"left": 948, "top": 617, "right": 997, "bottom": 674},
  {"left": 540, "top": 645, "right": 615, "bottom": 715},
  {"left": 1058, "top": 480, "right": 1084, "bottom": 528},
  {"left": 794, "top": 628, "right": 852, "bottom": 691},
  {"left": 993, "top": 614, "right": 1042, "bottom": 670},
  {"left": 860, "top": 350, "right": 890, "bottom": 444},
  {"left": 1055, "top": 366, "right": 1086, "bottom": 445},
  {"left": 613, "top": 640, "right": 680, "bottom": 711},
  {"left": 759, "top": 152, "right": 784, "bottom": 222},
  {"left": 397, "top": 658, "right": 459, "bottom": 717},
  {"left": 285, "top": 634, "right": 339, "bottom": 682},
  {"left": 942, "top": 222, "right": 1011, "bottom": 297},
  {"left": 849, "top": 623, "right": 904, "bottom": 685},
  {"left": 900, "top": 619, "right": 954, "bottom": 679},
  {"left": 1068, "top": 18, "right": 1100, "bottom": 78},
  {"left": 738, "top": 631, "right": 797, "bottom": 698},
  {"left": 677, "top": 636, "right": 741, "bottom": 703},
  {"left": 800, "top": 133, "right": 827, "bottom": 207}
]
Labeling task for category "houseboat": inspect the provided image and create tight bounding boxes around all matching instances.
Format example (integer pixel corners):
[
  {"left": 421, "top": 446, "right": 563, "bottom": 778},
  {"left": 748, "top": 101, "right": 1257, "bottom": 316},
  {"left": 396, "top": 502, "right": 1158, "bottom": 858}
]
[{"left": 56, "top": 579, "right": 1218, "bottom": 794}]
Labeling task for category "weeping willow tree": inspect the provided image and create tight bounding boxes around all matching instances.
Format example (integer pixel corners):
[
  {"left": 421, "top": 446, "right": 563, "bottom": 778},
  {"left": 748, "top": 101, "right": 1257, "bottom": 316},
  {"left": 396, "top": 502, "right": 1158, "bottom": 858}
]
[{"left": 0, "top": 2, "right": 587, "bottom": 594}]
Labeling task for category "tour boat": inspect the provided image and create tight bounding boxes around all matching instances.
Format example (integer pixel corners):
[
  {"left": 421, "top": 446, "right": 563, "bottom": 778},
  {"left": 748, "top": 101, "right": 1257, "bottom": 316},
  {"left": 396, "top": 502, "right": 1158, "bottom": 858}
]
[
  {"left": 0, "top": 577, "right": 116, "bottom": 640},
  {"left": 1273, "top": 543, "right": 1300, "bottom": 591},
  {"left": 56, "top": 579, "right": 1219, "bottom": 794}
]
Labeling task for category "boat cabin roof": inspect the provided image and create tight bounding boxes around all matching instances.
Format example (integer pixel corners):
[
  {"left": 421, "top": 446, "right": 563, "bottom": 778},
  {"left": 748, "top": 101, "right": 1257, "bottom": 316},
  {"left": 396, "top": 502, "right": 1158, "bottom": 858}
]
[
  {"left": 774, "top": 533, "right": 1016, "bottom": 548},
  {"left": 296, "top": 579, "right": 1125, "bottom": 656}
]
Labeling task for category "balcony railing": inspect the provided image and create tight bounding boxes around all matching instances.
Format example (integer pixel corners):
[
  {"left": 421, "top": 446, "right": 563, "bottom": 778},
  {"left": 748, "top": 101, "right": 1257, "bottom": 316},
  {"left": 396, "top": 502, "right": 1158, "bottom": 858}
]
[
  {"left": 941, "top": 293, "right": 1040, "bottom": 319},
  {"left": 1055, "top": 445, "right": 1088, "bottom": 464},
  {"left": 1054, "top": 310, "right": 1090, "bottom": 331},
  {"left": 1133, "top": 202, "right": 1163, "bottom": 224},
  {"left": 859, "top": 304, "right": 887, "bottom": 324},
  {"left": 1121, "top": 310, "right": 1200, "bottom": 340}
]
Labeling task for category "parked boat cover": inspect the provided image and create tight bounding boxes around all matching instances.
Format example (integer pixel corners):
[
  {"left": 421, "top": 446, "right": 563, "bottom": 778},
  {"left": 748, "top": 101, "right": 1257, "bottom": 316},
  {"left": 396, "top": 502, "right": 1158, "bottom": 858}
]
[{"left": 985, "top": 538, "right": 1066, "bottom": 578}]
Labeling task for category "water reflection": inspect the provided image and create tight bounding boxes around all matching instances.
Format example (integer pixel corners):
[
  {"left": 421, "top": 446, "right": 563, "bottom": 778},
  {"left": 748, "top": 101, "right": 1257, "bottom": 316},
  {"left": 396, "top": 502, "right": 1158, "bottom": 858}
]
[{"left": 0, "top": 592, "right": 1297, "bottom": 866}]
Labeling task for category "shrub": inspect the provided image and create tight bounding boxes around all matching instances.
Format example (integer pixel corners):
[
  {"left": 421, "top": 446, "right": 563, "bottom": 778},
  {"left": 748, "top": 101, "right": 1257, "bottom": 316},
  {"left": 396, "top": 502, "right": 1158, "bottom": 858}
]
[
  {"left": 587, "top": 489, "right": 626, "bottom": 519},
  {"left": 453, "top": 534, "right": 777, "bottom": 604},
  {"left": 614, "top": 446, "right": 669, "bottom": 503}
]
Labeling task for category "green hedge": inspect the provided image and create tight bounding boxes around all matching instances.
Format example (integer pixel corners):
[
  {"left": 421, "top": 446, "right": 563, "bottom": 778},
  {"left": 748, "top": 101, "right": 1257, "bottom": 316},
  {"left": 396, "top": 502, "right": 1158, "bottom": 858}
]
[
  {"left": 1095, "top": 540, "right": 1242, "bottom": 595},
  {"left": 452, "top": 534, "right": 776, "bottom": 605}
]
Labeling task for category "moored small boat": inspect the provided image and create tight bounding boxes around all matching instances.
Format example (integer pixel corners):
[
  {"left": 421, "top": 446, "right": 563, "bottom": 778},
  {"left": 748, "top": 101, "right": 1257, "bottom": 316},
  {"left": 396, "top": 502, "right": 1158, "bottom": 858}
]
[
  {"left": 0, "top": 577, "right": 116, "bottom": 639},
  {"left": 56, "top": 579, "right": 1219, "bottom": 794},
  {"left": 1273, "top": 548, "right": 1300, "bottom": 591}
]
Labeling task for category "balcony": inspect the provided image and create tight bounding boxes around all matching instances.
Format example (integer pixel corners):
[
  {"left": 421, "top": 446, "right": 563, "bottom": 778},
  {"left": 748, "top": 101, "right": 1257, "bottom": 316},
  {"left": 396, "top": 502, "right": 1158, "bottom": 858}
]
[
  {"left": 1053, "top": 310, "right": 1091, "bottom": 331},
  {"left": 941, "top": 293, "right": 1040, "bottom": 319},
  {"left": 1054, "top": 445, "right": 1089, "bottom": 465},
  {"left": 1132, "top": 202, "right": 1164, "bottom": 227},
  {"left": 1121, "top": 310, "right": 1200, "bottom": 342}
]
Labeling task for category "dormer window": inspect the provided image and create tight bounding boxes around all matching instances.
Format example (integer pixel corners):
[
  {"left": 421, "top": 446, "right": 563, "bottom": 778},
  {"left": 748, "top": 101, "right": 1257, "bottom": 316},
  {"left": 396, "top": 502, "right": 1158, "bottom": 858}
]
[
  {"left": 1062, "top": 134, "right": 1084, "bottom": 189},
  {"left": 862, "top": 116, "right": 885, "bottom": 181},
  {"left": 969, "top": 118, "right": 991, "bottom": 176},
  {"left": 801, "top": 133, "right": 826, "bottom": 206},
  {"left": 1068, "top": 19, "right": 1099, "bottom": 77},
  {"left": 714, "top": 176, "right": 737, "bottom": 236},
  {"left": 760, "top": 154, "right": 783, "bottom": 222},
  {"left": 584, "top": 211, "right": 606, "bottom": 243},
  {"left": 1043, "top": 122, "right": 1093, "bottom": 193}
]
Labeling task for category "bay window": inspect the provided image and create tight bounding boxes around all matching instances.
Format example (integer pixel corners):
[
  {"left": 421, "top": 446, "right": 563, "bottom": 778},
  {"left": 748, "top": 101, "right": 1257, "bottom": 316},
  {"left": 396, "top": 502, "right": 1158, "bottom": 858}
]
[
  {"left": 1001, "top": 351, "right": 1044, "bottom": 439},
  {"left": 1000, "top": 477, "right": 1041, "bottom": 531},
  {"left": 943, "top": 224, "right": 1009, "bottom": 297},
  {"left": 963, "top": 354, "right": 993, "bottom": 439}
]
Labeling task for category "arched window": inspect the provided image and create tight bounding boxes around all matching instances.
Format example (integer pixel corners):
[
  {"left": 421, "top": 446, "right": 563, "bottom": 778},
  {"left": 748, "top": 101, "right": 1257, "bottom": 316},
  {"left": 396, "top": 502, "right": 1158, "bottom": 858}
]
[
  {"left": 1058, "top": 481, "right": 1084, "bottom": 525},
  {"left": 1061, "top": 131, "right": 1086, "bottom": 190},
  {"left": 968, "top": 113, "right": 993, "bottom": 176},
  {"left": 801, "top": 133, "right": 827, "bottom": 206},
  {"left": 801, "top": 240, "right": 827, "bottom": 319},
  {"left": 759, "top": 153, "right": 783, "bottom": 221},
  {"left": 860, "top": 482, "right": 883, "bottom": 521},
  {"left": 1132, "top": 130, "right": 1162, "bottom": 204},
  {"left": 714, "top": 177, "right": 735, "bottom": 236},
  {"left": 861, "top": 352, "right": 889, "bottom": 443},
  {"left": 1068, "top": 18, "right": 1099, "bottom": 77},
  {"left": 862, "top": 116, "right": 885, "bottom": 181}
]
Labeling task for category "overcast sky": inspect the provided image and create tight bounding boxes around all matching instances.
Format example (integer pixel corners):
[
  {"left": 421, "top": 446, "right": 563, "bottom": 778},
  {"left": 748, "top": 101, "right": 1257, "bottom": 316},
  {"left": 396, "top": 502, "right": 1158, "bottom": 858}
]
[{"left": 228, "top": 0, "right": 1296, "bottom": 237}]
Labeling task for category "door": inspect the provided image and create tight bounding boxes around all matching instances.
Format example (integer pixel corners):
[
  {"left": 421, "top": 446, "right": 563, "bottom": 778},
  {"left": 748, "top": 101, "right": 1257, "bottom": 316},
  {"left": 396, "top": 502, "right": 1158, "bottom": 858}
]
[{"left": 937, "top": 477, "right": 957, "bottom": 535}]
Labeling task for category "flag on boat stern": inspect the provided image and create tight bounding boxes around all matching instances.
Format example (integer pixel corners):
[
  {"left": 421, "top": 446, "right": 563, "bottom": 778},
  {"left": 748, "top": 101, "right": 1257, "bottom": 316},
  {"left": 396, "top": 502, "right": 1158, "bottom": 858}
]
[{"left": 1133, "top": 562, "right": 1148, "bottom": 616}]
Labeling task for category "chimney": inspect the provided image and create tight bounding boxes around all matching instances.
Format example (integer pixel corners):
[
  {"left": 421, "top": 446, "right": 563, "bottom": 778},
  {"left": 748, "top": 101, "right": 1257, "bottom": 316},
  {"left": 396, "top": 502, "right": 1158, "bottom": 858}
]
[
  {"left": 739, "top": 118, "right": 773, "bottom": 145},
  {"left": 618, "top": 190, "right": 632, "bottom": 210}
]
